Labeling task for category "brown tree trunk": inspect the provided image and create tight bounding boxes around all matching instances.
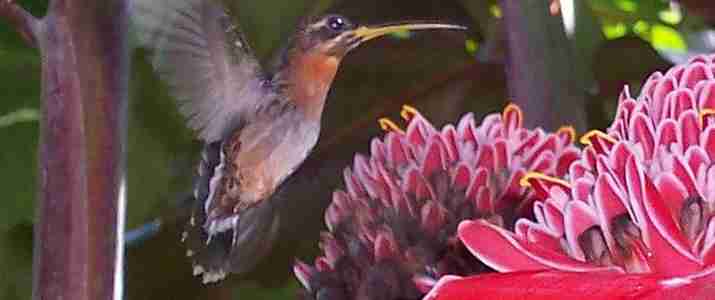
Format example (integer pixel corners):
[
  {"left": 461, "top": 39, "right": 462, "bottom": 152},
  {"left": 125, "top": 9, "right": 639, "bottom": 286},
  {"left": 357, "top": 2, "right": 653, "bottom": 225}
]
[
  {"left": 0, "top": 0, "right": 129, "bottom": 299},
  {"left": 499, "top": 0, "right": 588, "bottom": 132}
]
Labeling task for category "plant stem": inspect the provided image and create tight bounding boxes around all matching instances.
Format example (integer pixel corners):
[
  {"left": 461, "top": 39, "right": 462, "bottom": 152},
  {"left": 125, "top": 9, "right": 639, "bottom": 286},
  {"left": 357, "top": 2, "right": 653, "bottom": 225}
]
[
  {"left": 499, "top": 0, "right": 588, "bottom": 132},
  {"left": 2, "top": 0, "right": 129, "bottom": 299}
]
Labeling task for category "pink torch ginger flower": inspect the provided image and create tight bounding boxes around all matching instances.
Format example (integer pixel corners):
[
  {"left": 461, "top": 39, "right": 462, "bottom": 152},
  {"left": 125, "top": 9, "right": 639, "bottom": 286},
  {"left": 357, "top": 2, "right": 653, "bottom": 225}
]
[
  {"left": 293, "top": 104, "right": 580, "bottom": 300},
  {"left": 456, "top": 54, "right": 715, "bottom": 297}
]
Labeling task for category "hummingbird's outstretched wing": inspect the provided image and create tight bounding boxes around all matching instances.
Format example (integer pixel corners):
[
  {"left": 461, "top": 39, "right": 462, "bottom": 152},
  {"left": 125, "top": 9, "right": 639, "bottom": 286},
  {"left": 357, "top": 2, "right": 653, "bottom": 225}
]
[{"left": 131, "top": 0, "right": 266, "bottom": 142}]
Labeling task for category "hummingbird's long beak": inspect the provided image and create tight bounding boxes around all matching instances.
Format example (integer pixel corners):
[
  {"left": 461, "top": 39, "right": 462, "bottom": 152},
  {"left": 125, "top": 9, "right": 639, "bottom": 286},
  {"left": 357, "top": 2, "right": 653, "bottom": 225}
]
[{"left": 351, "top": 22, "right": 467, "bottom": 43}]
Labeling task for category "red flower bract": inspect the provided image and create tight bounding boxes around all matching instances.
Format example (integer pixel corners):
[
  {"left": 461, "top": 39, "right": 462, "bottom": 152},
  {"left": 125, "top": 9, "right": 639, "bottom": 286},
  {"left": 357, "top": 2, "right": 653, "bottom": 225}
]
[
  {"left": 424, "top": 267, "right": 715, "bottom": 300},
  {"left": 460, "top": 54, "right": 715, "bottom": 278},
  {"left": 293, "top": 105, "right": 580, "bottom": 300}
]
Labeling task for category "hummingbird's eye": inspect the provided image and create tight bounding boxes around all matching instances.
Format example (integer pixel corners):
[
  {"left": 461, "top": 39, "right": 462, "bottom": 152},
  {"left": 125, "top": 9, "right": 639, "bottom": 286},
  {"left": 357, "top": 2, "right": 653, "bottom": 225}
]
[{"left": 327, "top": 16, "right": 347, "bottom": 32}]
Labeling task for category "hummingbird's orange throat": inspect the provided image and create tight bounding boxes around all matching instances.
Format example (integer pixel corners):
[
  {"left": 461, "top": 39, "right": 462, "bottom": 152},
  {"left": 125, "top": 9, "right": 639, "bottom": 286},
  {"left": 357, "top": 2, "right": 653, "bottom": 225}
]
[{"left": 285, "top": 52, "right": 340, "bottom": 120}]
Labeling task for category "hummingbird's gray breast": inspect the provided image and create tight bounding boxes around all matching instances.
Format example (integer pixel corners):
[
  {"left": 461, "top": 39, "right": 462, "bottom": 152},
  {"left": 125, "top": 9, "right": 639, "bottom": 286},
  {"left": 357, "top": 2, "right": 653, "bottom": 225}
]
[
  {"left": 203, "top": 106, "right": 320, "bottom": 232},
  {"left": 185, "top": 104, "right": 320, "bottom": 283}
]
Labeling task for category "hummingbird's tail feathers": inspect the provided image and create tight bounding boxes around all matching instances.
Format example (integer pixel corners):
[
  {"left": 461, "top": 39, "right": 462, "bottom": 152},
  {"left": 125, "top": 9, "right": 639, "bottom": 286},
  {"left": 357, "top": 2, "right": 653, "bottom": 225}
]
[
  {"left": 184, "top": 141, "right": 281, "bottom": 284},
  {"left": 130, "top": 0, "right": 268, "bottom": 142},
  {"left": 184, "top": 192, "right": 281, "bottom": 284}
]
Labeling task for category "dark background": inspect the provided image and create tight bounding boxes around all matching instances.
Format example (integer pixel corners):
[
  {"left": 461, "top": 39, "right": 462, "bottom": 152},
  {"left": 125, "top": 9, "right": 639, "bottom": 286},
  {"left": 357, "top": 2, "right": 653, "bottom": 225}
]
[{"left": 0, "top": 0, "right": 712, "bottom": 299}]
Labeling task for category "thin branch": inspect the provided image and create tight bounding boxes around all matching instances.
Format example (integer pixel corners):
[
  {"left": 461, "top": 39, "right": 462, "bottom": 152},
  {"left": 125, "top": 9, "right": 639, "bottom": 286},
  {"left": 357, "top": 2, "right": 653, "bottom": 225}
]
[{"left": 0, "top": 0, "right": 41, "bottom": 48}]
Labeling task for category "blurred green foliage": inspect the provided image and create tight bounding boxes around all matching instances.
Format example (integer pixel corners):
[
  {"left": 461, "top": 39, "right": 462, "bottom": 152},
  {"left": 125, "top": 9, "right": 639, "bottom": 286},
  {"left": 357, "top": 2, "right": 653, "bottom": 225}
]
[{"left": 0, "top": 0, "right": 712, "bottom": 299}]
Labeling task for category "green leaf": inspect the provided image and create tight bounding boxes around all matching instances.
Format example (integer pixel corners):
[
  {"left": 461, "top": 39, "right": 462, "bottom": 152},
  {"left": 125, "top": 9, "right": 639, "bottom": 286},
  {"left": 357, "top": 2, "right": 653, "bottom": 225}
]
[
  {"left": 465, "top": 39, "right": 479, "bottom": 55},
  {"left": 614, "top": 0, "right": 637, "bottom": 13},
  {"left": 651, "top": 24, "right": 687, "bottom": 53},
  {"left": 659, "top": 7, "right": 682, "bottom": 25},
  {"left": 0, "top": 108, "right": 39, "bottom": 128},
  {"left": 602, "top": 22, "right": 628, "bottom": 39}
]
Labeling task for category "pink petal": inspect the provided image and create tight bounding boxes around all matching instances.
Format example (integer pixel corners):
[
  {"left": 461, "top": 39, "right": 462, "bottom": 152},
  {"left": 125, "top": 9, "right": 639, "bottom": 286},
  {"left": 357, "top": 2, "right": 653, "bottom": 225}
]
[
  {"left": 563, "top": 200, "right": 600, "bottom": 261},
  {"left": 623, "top": 153, "right": 651, "bottom": 230},
  {"left": 493, "top": 139, "right": 508, "bottom": 171},
  {"left": 483, "top": 113, "right": 505, "bottom": 138},
  {"left": 666, "top": 64, "right": 686, "bottom": 82},
  {"left": 422, "top": 137, "right": 446, "bottom": 178},
  {"left": 459, "top": 220, "right": 550, "bottom": 272},
  {"left": 386, "top": 132, "right": 409, "bottom": 169},
  {"left": 474, "top": 186, "right": 493, "bottom": 213},
  {"left": 458, "top": 220, "right": 608, "bottom": 273},
  {"left": 556, "top": 148, "right": 581, "bottom": 177},
  {"left": 557, "top": 126, "right": 576, "bottom": 147},
  {"left": 457, "top": 113, "right": 478, "bottom": 146},
  {"left": 696, "top": 80, "right": 715, "bottom": 110},
  {"left": 614, "top": 99, "right": 634, "bottom": 135},
  {"left": 406, "top": 116, "right": 428, "bottom": 146},
  {"left": 641, "top": 72, "right": 664, "bottom": 100},
  {"left": 619, "top": 85, "right": 633, "bottom": 103},
  {"left": 421, "top": 202, "right": 446, "bottom": 236},
  {"left": 344, "top": 168, "right": 366, "bottom": 199},
  {"left": 670, "top": 89, "right": 697, "bottom": 119},
  {"left": 543, "top": 199, "right": 566, "bottom": 236},
  {"left": 654, "top": 173, "right": 689, "bottom": 218},
  {"left": 680, "top": 62, "right": 713, "bottom": 90},
  {"left": 671, "top": 154, "right": 698, "bottom": 196},
  {"left": 441, "top": 125, "right": 459, "bottom": 162},
  {"left": 514, "top": 130, "right": 542, "bottom": 157},
  {"left": 656, "top": 119, "right": 679, "bottom": 148},
  {"left": 642, "top": 175, "right": 702, "bottom": 275},
  {"left": 679, "top": 110, "right": 700, "bottom": 150},
  {"left": 451, "top": 163, "right": 472, "bottom": 191},
  {"left": 609, "top": 142, "right": 632, "bottom": 187},
  {"left": 465, "top": 167, "right": 488, "bottom": 201},
  {"left": 424, "top": 270, "right": 715, "bottom": 300},
  {"left": 593, "top": 172, "right": 629, "bottom": 232},
  {"left": 525, "top": 224, "right": 562, "bottom": 251},
  {"left": 374, "top": 231, "right": 398, "bottom": 261},
  {"left": 701, "top": 126, "right": 715, "bottom": 161},
  {"left": 653, "top": 75, "right": 678, "bottom": 121},
  {"left": 521, "top": 173, "right": 570, "bottom": 201},
  {"left": 629, "top": 113, "right": 657, "bottom": 159},
  {"left": 685, "top": 146, "right": 710, "bottom": 177},
  {"left": 293, "top": 260, "right": 315, "bottom": 290},
  {"left": 581, "top": 131, "right": 616, "bottom": 156},
  {"left": 405, "top": 167, "right": 435, "bottom": 200},
  {"left": 475, "top": 143, "right": 496, "bottom": 171},
  {"left": 530, "top": 151, "right": 556, "bottom": 174},
  {"left": 701, "top": 218, "right": 715, "bottom": 265},
  {"left": 524, "top": 135, "right": 558, "bottom": 166},
  {"left": 370, "top": 138, "right": 386, "bottom": 162},
  {"left": 572, "top": 177, "right": 592, "bottom": 202},
  {"left": 502, "top": 103, "right": 524, "bottom": 136},
  {"left": 502, "top": 169, "right": 527, "bottom": 213}
]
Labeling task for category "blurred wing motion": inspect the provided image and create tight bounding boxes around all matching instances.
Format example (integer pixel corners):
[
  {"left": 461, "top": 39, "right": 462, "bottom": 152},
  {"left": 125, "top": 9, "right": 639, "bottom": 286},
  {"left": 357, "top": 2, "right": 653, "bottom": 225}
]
[
  {"left": 131, "top": 0, "right": 266, "bottom": 142},
  {"left": 131, "top": 0, "right": 281, "bottom": 283}
]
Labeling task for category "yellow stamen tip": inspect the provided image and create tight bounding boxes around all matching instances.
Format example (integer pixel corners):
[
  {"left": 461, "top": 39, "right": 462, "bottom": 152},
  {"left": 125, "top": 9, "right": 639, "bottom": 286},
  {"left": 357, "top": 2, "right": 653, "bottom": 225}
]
[
  {"left": 699, "top": 109, "right": 715, "bottom": 127},
  {"left": 557, "top": 125, "right": 577, "bottom": 143},
  {"left": 502, "top": 102, "right": 524, "bottom": 128},
  {"left": 519, "top": 172, "right": 571, "bottom": 188},
  {"left": 401, "top": 104, "right": 420, "bottom": 121},
  {"left": 378, "top": 118, "right": 405, "bottom": 134},
  {"left": 579, "top": 130, "right": 616, "bottom": 146}
]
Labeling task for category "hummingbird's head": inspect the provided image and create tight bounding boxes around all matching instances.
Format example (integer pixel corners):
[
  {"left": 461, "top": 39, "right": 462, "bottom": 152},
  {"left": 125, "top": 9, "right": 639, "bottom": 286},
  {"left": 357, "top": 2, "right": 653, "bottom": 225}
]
[
  {"left": 297, "top": 14, "right": 466, "bottom": 58},
  {"left": 279, "top": 15, "right": 465, "bottom": 120}
]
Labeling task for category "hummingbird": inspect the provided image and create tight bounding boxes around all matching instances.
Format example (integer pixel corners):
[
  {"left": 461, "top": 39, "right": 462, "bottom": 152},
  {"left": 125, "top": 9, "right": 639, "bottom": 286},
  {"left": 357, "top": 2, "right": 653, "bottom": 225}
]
[{"left": 131, "top": 0, "right": 466, "bottom": 283}]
